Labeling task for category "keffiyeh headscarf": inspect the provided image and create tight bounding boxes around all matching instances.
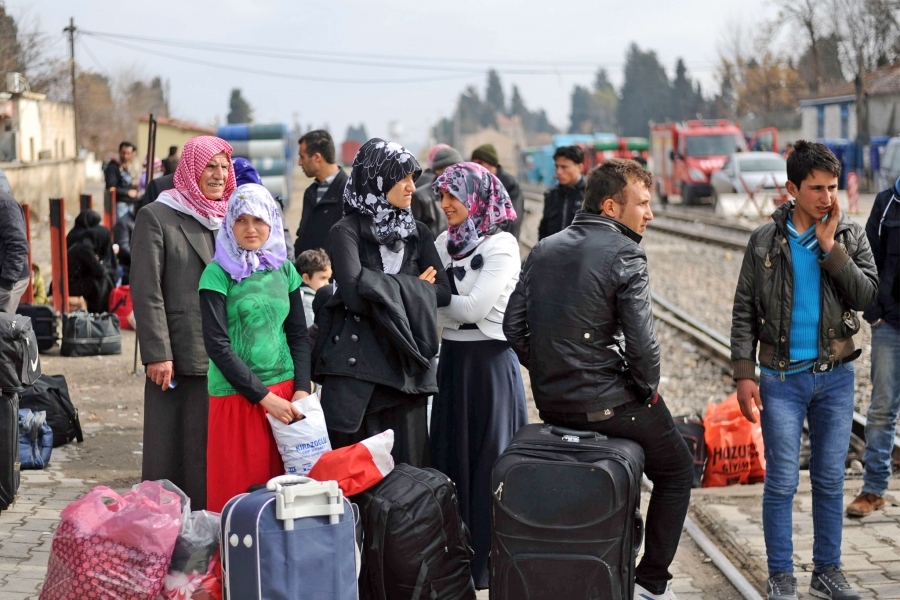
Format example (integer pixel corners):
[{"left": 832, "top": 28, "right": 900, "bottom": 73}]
[
  {"left": 213, "top": 184, "right": 287, "bottom": 283},
  {"left": 157, "top": 136, "right": 236, "bottom": 230},
  {"left": 343, "top": 138, "right": 422, "bottom": 251},
  {"left": 433, "top": 162, "right": 517, "bottom": 259}
]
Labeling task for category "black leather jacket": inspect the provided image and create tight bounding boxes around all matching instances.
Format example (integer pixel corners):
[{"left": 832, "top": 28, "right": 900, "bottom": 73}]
[
  {"left": 730, "top": 201, "right": 878, "bottom": 381},
  {"left": 504, "top": 212, "right": 660, "bottom": 415}
]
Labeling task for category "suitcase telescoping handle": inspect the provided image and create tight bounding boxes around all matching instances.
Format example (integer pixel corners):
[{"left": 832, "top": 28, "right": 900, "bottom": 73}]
[
  {"left": 547, "top": 425, "right": 607, "bottom": 441},
  {"left": 267, "top": 475, "right": 345, "bottom": 530}
]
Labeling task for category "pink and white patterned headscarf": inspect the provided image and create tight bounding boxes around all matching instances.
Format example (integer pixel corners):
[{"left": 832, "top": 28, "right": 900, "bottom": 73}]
[
  {"left": 158, "top": 136, "right": 236, "bottom": 230},
  {"left": 433, "top": 162, "right": 517, "bottom": 259}
]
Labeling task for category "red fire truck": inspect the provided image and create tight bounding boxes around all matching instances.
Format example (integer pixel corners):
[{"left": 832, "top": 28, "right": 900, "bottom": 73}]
[{"left": 650, "top": 120, "right": 778, "bottom": 204}]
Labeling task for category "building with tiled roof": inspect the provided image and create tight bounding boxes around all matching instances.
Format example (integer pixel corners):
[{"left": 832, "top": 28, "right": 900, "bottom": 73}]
[{"left": 798, "top": 63, "right": 900, "bottom": 141}]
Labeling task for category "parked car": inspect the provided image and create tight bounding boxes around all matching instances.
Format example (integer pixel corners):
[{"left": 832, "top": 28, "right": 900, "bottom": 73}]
[
  {"left": 877, "top": 135, "right": 900, "bottom": 191},
  {"left": 0, "top": 167, "right": 11, "bottom": 195},
  {"left": 709, "top": 151, "right": 787, "bottom": 208}
]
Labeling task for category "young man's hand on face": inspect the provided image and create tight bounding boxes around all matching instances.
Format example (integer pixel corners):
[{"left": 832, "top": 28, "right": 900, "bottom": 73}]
[{"left": 815, "top": 198, "right": 840, "bottom": 254}]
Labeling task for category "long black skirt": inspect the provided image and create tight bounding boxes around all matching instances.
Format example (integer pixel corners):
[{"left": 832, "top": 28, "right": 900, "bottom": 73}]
[
  {"left": 430, "top": 338, "right": 528, "bottom": 589},
  {"left": 142, "top": 375, "right": 209, "bottom": 510},
  {"left": 328, "top": 384, "right": 431, "bottom": 468}
]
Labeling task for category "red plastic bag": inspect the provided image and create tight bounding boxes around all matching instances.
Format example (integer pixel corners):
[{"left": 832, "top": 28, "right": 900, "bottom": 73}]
[
  {"left": 109, "top": 285, "right": 134, "bottom": 330},
  {"left": 308, "top": 429, "right": 395, "bottom": 496},
  {"left": 702, "top": 393, "right": 766, "bottom": 487},
  {"left": 41, "top": 481, "right": 182, "bottom": 600}
]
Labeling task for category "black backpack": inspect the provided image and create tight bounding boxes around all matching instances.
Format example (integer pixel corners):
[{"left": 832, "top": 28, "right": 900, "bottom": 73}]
[
  {"left": 673, "top": 414, "right": 707, "bottom": 488},
  {"left": 355, "top": 464, "right": 476, "bottom": 600},
  {"left": 19, "top": 375, "right": 83, "bottom": 448},
  {"left": 0, "top": 313, "right": 41, "bottom": 395}
]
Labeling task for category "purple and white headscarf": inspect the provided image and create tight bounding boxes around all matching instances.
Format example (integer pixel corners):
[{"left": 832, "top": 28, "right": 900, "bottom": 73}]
[
  {"left": 213, "top": 183, "right": 287, "bottom": 283},
  {"left": 433, "top": 162, "right": 517, "bottom": 259}
]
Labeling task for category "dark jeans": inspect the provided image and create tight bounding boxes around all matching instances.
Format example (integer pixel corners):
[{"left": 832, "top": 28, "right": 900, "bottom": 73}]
[{"left": 542, "top": 396, "right": 694, "bottom": 594}]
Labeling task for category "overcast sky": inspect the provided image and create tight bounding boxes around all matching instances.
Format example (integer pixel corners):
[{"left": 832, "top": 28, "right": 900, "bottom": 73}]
[{"left": 11, "top": 0, "right": 784, "bottom": 151}]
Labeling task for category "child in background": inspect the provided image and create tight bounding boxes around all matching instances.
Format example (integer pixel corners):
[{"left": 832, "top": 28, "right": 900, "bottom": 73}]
[
  {"left": 199, "top": 183, "right": 311, "bottom": 512},
  {"left": 294, "top": 248, "right": 332, "bottom": 327}
]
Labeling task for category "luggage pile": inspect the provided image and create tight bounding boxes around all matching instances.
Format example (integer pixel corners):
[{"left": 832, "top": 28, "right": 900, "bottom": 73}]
[{"left": 0, "top": 312, "right": 42, "bottom": 512}]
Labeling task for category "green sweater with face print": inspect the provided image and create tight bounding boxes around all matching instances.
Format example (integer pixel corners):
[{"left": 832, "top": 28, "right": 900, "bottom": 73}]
[{"left": 199, "top": 261, "right": 301, "bottom": 396}]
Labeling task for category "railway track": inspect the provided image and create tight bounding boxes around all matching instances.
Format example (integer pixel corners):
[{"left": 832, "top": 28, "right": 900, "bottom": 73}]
[
  {"left": 650, "top": 291, "right": 899, "bottom": 468},
  {"left": 522, "top": 189, "right": 755, "bottom": 251},
  {"left": 514, "top": 199, "right": 898, "bottom": 597}
]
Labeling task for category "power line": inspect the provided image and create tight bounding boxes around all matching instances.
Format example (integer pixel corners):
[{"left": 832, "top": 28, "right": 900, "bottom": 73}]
[
  {"left": 80, "top": 29, "right": 612, "bottom": 69},
  {"left": 80, "top": 30, "right": 601, "bottom": 76},
  {"left": 82, "top": 33, "right": 485, "bottom": 84}
]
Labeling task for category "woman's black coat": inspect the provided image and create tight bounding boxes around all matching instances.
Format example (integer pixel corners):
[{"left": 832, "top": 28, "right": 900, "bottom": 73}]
[{"left": 312, "top": 211, "right": 450, "bottom": 432}]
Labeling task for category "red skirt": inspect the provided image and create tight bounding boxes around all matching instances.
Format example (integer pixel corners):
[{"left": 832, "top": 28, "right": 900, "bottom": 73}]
[{"left": 206, "top": 379, "right": 292, "bottom": 512}]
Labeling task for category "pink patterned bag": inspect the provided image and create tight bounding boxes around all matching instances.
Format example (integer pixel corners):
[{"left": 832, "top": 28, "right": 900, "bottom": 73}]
[{"left": 40, "top": 481, "right": 182, "bottom": 600}]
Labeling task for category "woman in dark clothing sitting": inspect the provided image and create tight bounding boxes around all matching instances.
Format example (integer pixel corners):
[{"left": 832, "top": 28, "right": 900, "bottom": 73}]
[
  {"left": 313, "top": 138, "right": 451, "bottom": 466},
  {"left": 67, "top": 210, "right": 116, "bottom": 312}
]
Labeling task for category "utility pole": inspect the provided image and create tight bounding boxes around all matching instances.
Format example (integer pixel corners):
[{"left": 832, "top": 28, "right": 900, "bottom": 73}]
[{"left": 63, "top": 17, "right": 77, "bottom": 150}]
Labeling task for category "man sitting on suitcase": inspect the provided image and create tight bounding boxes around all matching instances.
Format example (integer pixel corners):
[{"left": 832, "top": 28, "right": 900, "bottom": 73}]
[{"left": 504, "top": 158, "right": 693, "bottom": 600}]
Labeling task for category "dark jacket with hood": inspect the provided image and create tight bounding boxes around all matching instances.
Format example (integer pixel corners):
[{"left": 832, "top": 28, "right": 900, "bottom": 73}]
[
  {"left": 312, "top": 210, "right": 450, "bottom": 432},
  {"left": 294, "top": 168, "right": 348, "bottom": 258},
  {"left": 538, "top": 175, "right": 586, "bottom": 240},
  {"left": 503, "top": 211, "right": 660, "bottom": 415},
  {"left": 496, "top": 165, "right": 524, "bottom": 240},
  {"left": 730, "top": 201, "right": 878, "bottom": 381},
  {"left": 864, "top": 185, "right": 900, "bottom": 327},
  {"left": 0, "top": 190, "right": 29, "bottom": 290}
]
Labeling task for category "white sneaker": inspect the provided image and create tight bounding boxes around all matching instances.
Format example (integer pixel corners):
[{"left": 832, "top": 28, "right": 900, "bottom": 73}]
[{"left": 635, "top": 582, "right": 679, "bottom": 599}]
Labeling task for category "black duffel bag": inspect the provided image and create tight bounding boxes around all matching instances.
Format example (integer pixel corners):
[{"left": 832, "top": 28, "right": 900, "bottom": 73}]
[
  {"left": 0, "top": 312, "right": 41, "bottom": 394},
  {"left": 61, "top": 309, "right": 121, "bottom": 357},
  {"left": 355, "top": 464, "right": 476, "bottom": 600},
  {"left": 19, "top": 374, "right": 83, "bottom": 448},
  {"left": 673, "top": 414, "right": 707, "bottom": 488}
]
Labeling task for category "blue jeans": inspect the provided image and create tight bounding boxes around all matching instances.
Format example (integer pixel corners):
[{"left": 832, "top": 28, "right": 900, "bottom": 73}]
[
  {"left": 759, "top": 363, "right": 855, "bottom": 574},
  {"left": 862, "top": 322, "right": 900, "bottom": 497}
]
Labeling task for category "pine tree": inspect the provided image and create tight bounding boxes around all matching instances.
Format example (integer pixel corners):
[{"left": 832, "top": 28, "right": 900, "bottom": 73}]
[
  {"left": 227, "top": 89, "right": 253, "bottom": 124},
  {"left": 485, "top": 69, "right": 506, "bottom": 116},
  {"left": 617, "top": 44, "right": 672, "bottom": 136}
]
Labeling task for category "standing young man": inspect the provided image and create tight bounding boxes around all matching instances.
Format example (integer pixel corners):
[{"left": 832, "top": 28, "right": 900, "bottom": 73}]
[
  {"left": 537, "top": 145, "right": 586, "bottom": 240},
  {"left": 105, "top": 141, "right": 138, "bottom": 218},
  {"left": 293, "top": 130, "right": 348, "bottom": 257},
  {"left": 730, "top": 141, "right": 877, "bottom": 600},
  {"left": 846, "top": 178, "right": 900, "bottom": 517},
  {"left": 505, "top": 158, "right": 693, "bottom": 600}
]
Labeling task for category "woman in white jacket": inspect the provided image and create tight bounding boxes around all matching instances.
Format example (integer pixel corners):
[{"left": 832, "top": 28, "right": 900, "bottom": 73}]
[{"left": 430, "top": 162, "right": 528, "bottom": 589}]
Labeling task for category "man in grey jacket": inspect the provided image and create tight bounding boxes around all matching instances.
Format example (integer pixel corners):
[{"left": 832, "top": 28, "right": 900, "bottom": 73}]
[
  {"left": 504, "top": 159, "right": 692, "bottom": 600},
  {"left": 0, "top": 189, "right": 30, "bottom": 313},
  {"left": 730, "top": 141, "right": 877, "bottom": 600}
]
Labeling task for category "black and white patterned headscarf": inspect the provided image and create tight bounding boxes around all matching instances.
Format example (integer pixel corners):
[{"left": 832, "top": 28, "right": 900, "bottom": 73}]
[{"left": 343, "top": 138, "right": 422, "bottom": 251}]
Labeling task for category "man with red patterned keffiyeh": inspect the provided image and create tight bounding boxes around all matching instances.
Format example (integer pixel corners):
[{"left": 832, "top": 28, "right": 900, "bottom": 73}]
[{"left": 131, "top": 135, "right": 236, "bottom": 510}]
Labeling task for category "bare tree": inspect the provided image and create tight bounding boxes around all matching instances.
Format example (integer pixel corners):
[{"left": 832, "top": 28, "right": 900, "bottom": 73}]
[
  {"left": 830, "top": 0, "right": 900, "bottom": 143},
  {"left": 776, "top": 0, "right": 824, "bottom": 92}
]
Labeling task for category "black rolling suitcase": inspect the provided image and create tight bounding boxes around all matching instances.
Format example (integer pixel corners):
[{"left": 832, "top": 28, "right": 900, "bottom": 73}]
[
  {"left": 490, "top": 423, "right": 645, "bottom": 600},
  {"left": 16, "top": 304, "right": 60, "bottom": 353},
  {"left": 0, "top": 393, "right": 20, "bottom": 512}
]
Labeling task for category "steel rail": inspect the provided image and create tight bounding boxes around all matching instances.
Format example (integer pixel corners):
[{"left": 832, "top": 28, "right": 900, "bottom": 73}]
[{"left": 522, "top": 190, "right": 752, "bottom": 250}]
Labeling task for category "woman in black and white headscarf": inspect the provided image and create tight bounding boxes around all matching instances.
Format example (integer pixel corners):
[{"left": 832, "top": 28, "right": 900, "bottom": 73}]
[{"left": 312, "top": 138, "right": 450, "bottom": 466}]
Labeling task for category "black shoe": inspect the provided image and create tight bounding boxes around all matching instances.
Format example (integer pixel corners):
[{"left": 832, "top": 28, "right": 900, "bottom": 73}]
[
  {"left": 809, "top": 566, "right": 861, "bottom": 599},
  {"left": 766, "top": 572, "right": 798, "bottom": 600}
]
